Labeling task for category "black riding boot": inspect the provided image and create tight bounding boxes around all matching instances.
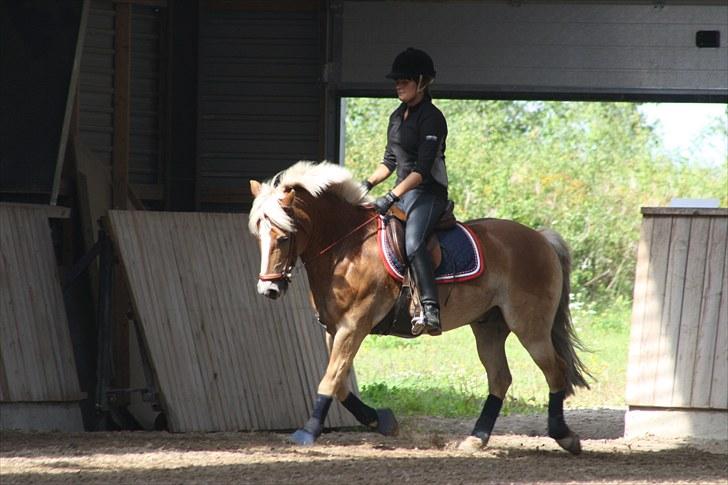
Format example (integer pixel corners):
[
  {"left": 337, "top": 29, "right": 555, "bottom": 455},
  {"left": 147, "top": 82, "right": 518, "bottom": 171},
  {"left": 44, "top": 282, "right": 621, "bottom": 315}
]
[{"left": 409, "top": 248, "right": 441, "bottom": 336}]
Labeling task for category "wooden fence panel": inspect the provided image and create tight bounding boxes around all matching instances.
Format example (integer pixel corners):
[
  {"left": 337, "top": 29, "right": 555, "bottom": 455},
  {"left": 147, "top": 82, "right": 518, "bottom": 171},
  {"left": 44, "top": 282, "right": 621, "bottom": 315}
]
[
  {"left": 626, "top": 217, "right": 653, "bottom": 404},
  {"left": 107, "top": 210, "right": 358, "bottom": 432},
  {"left": 672, "top": 217, "right": 709, "bottom": 406},
  {"left": 627, "top": 208, "right": 728, "bottom": 411},
  {"left": 0, "top": 204, "right": 82, "bottom": 403},
  {"left": 709, "top": 234, "right": 728, "bottom": 409}
]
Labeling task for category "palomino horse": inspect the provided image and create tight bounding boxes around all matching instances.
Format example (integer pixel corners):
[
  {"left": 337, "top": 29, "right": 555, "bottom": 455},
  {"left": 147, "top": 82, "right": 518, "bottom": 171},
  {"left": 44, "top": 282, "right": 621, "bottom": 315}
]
[{"left": 248, "top": 161, "right": 590, "bottom": 453}]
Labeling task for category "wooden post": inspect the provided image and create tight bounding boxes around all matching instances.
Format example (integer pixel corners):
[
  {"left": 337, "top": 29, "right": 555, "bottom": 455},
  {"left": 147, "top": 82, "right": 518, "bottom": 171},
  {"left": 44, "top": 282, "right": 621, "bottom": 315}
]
[
  {"left": 51, "top": 0, "right": 90, "bottom": 206},
  {"left": 112, "top": 1, "right": 132, "bottom": 394}
]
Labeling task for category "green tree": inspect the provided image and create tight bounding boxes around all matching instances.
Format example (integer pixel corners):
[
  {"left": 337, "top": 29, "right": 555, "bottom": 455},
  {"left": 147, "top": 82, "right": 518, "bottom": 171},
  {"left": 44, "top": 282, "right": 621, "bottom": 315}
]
[{"left": 344, "top": 98, "right": 728, "bottom": 304}]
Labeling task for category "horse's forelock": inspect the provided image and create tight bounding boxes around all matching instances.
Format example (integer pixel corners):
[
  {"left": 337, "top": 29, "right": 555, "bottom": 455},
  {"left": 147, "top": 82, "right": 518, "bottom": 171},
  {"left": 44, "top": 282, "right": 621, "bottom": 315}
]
[{"left": 248, "top": 184, "right": 295, "bottom": 235}]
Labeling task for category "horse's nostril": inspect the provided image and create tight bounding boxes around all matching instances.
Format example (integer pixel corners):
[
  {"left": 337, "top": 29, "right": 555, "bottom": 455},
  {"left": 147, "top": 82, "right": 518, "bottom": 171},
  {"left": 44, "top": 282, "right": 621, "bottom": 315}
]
[{"left": 265, "top": 289, "right": 280, "bottom": 299}]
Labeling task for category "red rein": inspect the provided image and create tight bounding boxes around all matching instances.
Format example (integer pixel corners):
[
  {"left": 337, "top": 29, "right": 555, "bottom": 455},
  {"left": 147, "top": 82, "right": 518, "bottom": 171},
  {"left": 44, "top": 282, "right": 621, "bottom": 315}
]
[{"left": 316, "top": 213, "right": 379, "bottom": 258}]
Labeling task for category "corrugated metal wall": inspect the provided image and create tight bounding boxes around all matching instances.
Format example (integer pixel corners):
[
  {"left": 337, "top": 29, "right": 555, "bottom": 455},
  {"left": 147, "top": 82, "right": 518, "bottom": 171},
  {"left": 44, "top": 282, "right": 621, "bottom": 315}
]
[
  {"left": 340, "top": 1, "right": 728, "bottom": 98},
  {"left": 198, "top": 5, "right": 324, "bottom": 206},
  {"left": 79, "top": 0, "right": 164, "bottom": 193}
]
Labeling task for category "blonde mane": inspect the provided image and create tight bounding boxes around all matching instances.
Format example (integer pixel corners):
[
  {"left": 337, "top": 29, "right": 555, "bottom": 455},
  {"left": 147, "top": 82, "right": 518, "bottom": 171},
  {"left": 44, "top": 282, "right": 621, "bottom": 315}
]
[{"left": 248, "top": 161, "right": 371, "bottom": 235}]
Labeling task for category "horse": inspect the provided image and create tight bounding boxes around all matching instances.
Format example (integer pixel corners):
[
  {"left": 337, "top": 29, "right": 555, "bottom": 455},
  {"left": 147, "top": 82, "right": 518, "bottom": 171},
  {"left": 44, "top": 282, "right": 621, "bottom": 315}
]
[{"left": 248, "top": 161, "right": 590, "bottom": 454}]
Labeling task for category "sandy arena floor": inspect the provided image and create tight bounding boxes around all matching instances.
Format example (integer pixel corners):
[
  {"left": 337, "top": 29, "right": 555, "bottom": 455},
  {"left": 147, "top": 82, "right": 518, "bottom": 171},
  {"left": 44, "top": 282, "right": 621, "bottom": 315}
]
[{"left": 1, "top": 409, "right": 726, "bottom": 484}]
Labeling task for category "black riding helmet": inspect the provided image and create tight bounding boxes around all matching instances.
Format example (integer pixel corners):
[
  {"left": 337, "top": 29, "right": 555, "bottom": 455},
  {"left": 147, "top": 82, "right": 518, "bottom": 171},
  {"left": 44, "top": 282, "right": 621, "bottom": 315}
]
[{"left": 385, "top": 47, "right": 436, "bottom": 80}]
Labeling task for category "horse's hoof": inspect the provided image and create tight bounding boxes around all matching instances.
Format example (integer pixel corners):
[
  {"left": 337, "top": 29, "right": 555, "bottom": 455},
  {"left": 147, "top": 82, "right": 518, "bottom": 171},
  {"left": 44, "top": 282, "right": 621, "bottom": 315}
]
[
  {"left": 290, "top": 429, "right": 317, "bottom": 446},
  {"left": 375, "top": 408, "right": 399, "bottom": 437},
  {"left": 555, "top": 432, "right": 582, "bottom": 455},
  {"left": 458, "top": 435, "right": 486, "bottom": 452}
]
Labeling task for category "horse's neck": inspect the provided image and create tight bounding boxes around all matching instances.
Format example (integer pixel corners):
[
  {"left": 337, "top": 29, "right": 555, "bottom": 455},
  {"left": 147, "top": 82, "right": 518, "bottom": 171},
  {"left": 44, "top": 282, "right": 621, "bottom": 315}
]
[{"left": 296, "top": 192, "right": 372, "bottom": 262}]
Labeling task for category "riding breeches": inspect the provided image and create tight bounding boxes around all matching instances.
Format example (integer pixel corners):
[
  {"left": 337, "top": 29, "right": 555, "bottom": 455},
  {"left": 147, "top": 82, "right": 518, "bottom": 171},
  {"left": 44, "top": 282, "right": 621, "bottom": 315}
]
[{"left": 398, "top": 187, "right": 448, "bottom": 261}]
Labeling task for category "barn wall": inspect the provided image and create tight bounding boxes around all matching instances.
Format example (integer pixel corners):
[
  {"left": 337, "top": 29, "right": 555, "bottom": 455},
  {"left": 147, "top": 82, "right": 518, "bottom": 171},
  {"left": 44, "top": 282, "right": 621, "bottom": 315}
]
[
  {"left": 0, "top": 1, "right": 87, "bottom": 199},
  {"left": 78, "top": 0, "right": 166, "bottom": 203},
  {"left": 79, "top": 0, "right": 115, "bottom": 170},
  {"left": 339, "top": 1, "right": 728, "bottom": 100},
  {"left": 197, "top": 1, "right": 325, "bottom": 209}
]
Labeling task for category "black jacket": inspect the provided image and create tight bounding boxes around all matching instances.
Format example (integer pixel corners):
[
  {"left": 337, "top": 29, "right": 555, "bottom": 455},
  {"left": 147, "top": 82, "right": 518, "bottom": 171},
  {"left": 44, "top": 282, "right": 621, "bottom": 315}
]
[{"left": 382, "top": 95, "right": 448, "bottom": 196}]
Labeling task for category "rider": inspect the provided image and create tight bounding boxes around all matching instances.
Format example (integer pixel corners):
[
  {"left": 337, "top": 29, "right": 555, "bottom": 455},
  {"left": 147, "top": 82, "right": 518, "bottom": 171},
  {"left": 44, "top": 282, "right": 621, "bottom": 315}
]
[{"left": 363, "top": 47, "right": 449, "bottom": 336}]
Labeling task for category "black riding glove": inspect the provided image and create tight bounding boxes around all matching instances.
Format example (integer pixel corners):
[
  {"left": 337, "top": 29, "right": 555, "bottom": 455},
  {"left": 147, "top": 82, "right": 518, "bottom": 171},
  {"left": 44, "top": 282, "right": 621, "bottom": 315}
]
[
  {"left": 361, "top": 179, "right": 374, "bottom": 193},
  {"left": 373, "top": 191, "right": 399, "bottom": 215}
]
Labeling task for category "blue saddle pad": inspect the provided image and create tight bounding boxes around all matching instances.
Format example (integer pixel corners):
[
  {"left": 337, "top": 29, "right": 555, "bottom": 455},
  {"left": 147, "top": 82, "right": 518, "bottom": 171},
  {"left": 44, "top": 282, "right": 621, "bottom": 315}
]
[{"left": 378, "top": 219, "right": 485, "bottom": 284}]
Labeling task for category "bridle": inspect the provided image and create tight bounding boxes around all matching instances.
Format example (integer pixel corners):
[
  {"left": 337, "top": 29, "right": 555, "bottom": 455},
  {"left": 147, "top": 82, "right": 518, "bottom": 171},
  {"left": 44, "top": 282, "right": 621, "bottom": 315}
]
[
  {"left": 258, "top": 229, "right": 297, "bottom": 283},
  {"left": 257, "top": 210, "right": 379, "bottom": 283}
]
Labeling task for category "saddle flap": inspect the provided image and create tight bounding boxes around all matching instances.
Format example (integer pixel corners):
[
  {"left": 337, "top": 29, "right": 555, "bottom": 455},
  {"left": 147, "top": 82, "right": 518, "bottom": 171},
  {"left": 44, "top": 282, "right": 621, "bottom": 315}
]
[
  {"left": 384, "top": 216, "right": 407, "bottom": 268},
  {"left": 384, "top": 217, "right": 442, "bottom": 271}
]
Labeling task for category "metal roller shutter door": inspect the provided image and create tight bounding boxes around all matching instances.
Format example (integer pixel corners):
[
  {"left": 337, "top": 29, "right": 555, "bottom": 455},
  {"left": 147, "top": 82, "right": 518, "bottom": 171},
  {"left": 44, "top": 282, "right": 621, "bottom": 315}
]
[
  {"left": 130, "top": 4, "right": 164, "bottom": 189},
  {"left": 198, "top": 6, "right": 323, "bottom": 206},
  {"left": 79, "top": 0, "right": 115, "bottom": 167}
]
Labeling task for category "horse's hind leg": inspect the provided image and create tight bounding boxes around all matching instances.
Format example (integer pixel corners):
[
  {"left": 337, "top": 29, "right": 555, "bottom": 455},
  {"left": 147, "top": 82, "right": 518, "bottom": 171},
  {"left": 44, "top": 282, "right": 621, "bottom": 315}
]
[
  {"left": 459, "top": 311, "right": 511, "bottom": 452},
  {"left": 511, "top": 317, "right": 582, "bottom": 454}
]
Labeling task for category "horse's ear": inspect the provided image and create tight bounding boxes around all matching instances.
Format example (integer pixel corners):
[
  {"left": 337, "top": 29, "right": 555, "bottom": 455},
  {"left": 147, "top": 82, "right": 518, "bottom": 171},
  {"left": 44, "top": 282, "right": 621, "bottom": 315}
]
[
  {"left": 250, "top": 180, "right": 262, "bottom": 197},
  {"left": 280, "top": 188, "right": 295, "bottom": 207}
]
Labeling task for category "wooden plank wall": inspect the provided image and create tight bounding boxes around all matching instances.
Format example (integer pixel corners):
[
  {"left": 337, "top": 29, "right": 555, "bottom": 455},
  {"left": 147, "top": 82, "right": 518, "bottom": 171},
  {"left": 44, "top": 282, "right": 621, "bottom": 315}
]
[
  {"left": 0, "top": 204, "right": 82, "bottom": 402},
  {"left": 626, "top": 208, "right": 728, "bottom": 410},
  {"left": 107, "top": 210, "right": 359, "bottom": 432}
]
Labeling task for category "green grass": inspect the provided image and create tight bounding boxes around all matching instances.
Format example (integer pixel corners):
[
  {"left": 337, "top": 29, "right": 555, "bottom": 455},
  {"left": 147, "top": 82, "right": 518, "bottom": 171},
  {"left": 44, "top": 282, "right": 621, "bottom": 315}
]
[{"left": 355, "top": 299, "right": 631, "bottom": 417}]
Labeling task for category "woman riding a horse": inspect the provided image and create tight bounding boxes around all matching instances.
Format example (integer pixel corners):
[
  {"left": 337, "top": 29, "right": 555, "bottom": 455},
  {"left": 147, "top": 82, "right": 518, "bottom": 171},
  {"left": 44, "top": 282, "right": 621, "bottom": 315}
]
[{"left": 364, "top": 47, "right": 449, "bottom": 337}]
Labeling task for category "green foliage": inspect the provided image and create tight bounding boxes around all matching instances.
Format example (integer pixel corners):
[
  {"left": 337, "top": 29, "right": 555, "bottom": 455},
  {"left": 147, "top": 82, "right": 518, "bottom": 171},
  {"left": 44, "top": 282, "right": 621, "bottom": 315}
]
[
  {"left": 360, "top": 382, "right": 546, "bottom": 417},
  {"left": 347, "top": 99, "right": 723, "bottom": 416},
  {"left": 357, "top": 301, "right": 632, "bottom": 417},
  {"left": 345, "top": 98, "right": 728, "bottom": 302}
]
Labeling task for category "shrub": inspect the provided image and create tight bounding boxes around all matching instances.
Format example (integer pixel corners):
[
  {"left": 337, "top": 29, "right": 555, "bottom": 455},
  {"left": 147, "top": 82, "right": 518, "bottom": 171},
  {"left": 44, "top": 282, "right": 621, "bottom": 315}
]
[{"left": 344, "top": 98, "right": 727, "bottom": 303}]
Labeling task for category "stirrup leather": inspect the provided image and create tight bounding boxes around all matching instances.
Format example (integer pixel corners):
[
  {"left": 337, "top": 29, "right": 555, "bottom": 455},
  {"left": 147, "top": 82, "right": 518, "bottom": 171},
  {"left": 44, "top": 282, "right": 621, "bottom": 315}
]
[{"left": 409, "top": 270, "right": 425, "bottom": 336}]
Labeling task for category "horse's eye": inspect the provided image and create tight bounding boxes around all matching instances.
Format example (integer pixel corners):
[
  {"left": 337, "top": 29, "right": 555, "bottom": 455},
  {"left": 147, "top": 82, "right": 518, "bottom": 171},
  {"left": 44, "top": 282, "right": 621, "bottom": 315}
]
[{"left": 277, "top": 235, "right": 289, "bottom": 243}]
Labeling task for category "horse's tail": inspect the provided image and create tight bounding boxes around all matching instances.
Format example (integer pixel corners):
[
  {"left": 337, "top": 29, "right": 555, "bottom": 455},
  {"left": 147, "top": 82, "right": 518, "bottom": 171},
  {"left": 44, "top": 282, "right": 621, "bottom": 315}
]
[{"left": 540, "top": 228, "right": 592, "bottom": 396}]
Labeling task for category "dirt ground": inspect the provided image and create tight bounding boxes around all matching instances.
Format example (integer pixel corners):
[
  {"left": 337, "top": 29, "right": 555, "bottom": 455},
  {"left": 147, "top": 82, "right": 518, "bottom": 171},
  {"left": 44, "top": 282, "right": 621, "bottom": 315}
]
[{"left": 1, "top": 408, "right": 726, "bottom": 484}]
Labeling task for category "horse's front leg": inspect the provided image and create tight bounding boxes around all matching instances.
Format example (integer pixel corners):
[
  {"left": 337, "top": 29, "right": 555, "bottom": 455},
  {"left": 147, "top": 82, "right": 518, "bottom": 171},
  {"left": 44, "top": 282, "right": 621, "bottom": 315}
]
[
  {"left": 290, "top": 326, "right": 365, "bottom": 445},
  {"left": 324, "top": 333, "right": 399, "bottom": 439}
]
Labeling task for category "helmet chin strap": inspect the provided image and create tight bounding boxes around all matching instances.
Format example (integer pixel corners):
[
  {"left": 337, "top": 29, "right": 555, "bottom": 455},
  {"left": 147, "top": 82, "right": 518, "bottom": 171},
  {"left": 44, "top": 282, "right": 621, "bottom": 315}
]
[{"left": 416, "top": 74, "right": 433, "bottom": 93}]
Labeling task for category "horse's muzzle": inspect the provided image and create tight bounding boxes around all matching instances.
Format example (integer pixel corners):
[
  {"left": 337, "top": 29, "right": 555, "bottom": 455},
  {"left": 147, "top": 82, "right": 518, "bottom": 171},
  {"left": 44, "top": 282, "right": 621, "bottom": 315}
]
[{"left": 258, "top": 279, "right": 288, "bottom": 299}]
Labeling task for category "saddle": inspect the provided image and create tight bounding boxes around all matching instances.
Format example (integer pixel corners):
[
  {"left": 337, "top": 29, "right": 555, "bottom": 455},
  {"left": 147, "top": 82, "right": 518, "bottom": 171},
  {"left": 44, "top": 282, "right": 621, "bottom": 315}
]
[
  {"left": 385, "top": 200, "right": 456, "bottom": 271},
  {"left": 373, "top": 201, "right": 484, "bottom": 337}
]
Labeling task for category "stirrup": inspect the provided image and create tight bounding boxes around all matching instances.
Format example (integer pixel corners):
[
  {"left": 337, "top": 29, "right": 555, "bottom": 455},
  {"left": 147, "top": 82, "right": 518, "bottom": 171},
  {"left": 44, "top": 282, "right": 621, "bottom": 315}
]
[{"left": 411, "top": 312, "right": 426, "bottom": 336}]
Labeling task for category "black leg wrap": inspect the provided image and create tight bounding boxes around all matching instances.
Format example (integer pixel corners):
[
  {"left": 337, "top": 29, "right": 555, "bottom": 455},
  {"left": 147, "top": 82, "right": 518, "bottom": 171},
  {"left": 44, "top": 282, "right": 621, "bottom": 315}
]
[
  {"left": 302, "top": 394, "right": 333, "bottom": 437},
  {"left": 472, "top": 394, "right": 503, "bottom": 441},
  {"left": 342, "top": 392, "right": 378, "bottom": 427},
  {"left": 547, "top": 390, "right": 570, "bottom": 440}
]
